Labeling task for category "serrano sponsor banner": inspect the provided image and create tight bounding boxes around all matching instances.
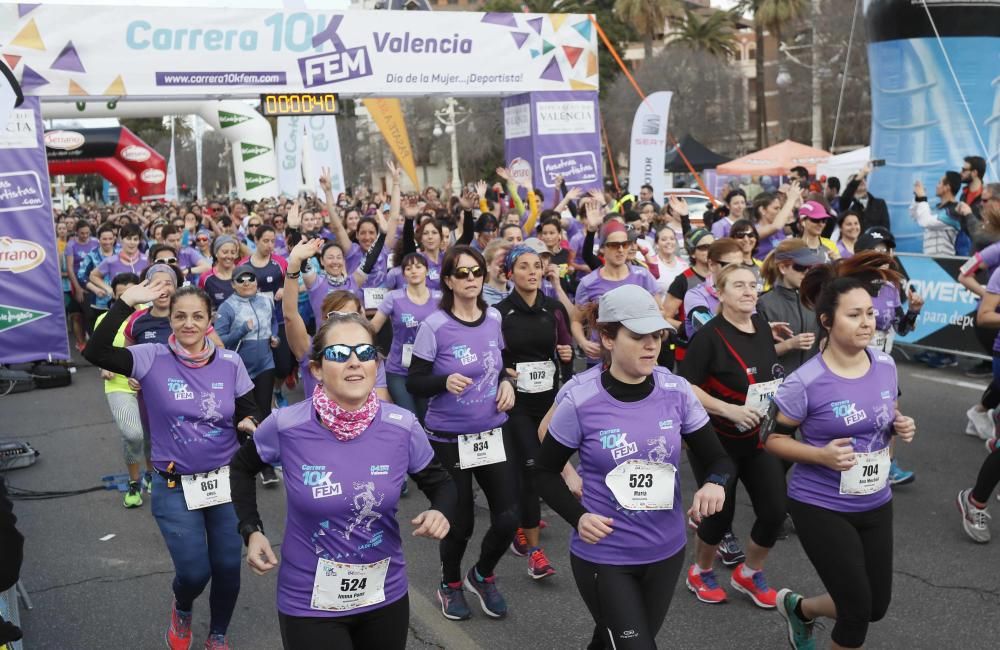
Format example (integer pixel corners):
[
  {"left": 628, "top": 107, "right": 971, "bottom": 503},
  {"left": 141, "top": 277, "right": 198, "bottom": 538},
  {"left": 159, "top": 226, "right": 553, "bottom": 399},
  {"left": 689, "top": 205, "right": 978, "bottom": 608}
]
[
  {"left": 0, "top": 5, "right": 599, "bottom": 99},
  {"left": 503, "top": 90, "right": 603, "bottom": 205},
  {"left": 628, "top": 91, "right": 671, "bottom": 201},
  {"left": 894, "top": 252, "right": 987, "bottom": 359},
  {"left": 0, "top": 97, "right": 68, "bottom": 363}
]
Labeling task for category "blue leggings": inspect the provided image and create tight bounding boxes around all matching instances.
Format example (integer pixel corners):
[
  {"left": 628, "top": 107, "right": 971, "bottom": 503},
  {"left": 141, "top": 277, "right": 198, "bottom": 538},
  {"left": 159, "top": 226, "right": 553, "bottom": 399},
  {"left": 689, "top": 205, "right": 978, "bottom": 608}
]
[
  {"left": 386, "top": 371, "right": 427, "bottom": 423},
  {"left": 150, "top": 473, "right": 242, "bottom": 635}
]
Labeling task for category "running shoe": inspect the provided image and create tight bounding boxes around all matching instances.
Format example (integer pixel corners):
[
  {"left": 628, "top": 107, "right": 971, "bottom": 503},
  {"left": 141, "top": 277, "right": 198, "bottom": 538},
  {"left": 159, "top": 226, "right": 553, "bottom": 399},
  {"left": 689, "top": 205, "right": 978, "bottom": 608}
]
[
  {"left": 538, "top": 519, "right": 548, "bottom": 529},
  {"left": 144, "top": 471, "right": 153, "bottom": 495},
  {"left": 957, "top": 488, "right": 992, "bottom": 543},
  {"left": 204, "top": 634, "right": 229, "bottom": 650},
  {"left": 261, "top": 466, "right": 281, "bottom": 486},
  {"left": 686, "top": 565, "right": 727, "bottom": 604},
  {"left": 165, "top": 603, "right": 192, "bottom": 650},
  {"left": 776, "top": 588, "right": 815, "bottom": 650},
  {"left": 965, "top": 360, "right": 993, "bottom": 378},
  {"left": 437, "top": 582, "right": 471, "bottom": 621},
  {"left": 888, "top": 460, "right": 915, "bottom": 486},
  {"left": 986, "top": 437, "right": 999, "bottom": 455},
  {"left": 463, "top": 567, "right": 508, "bottom": 618},
  {"left": 776, "top": 516, "right": 795, "bottom": 540},
  {"left": 400, "top": 479, "right": 409, "bottom": 497},
  {"left": 715, "top": 531, "right": 745, "bottom": 567},
  {"left": 75, "top": 341, "right": 87, "bottom": 353},
  {"left": 274, "top": 390, "right": 289, "bottom": 408},
  {"left": 730, "top": 564, "right": 778, "bottom": 608},
  {"left": 527, "top": 548, "right": 556, "bottom": 580},
  {"left": 509, "top": 528, "right": 530, "bottom": 557},
  {"left": 123, "top": 481, "right": 143, "bottom": 508},
  {"left": 966, "top": 406, "right": 994, "bottom": 440},
  {"left": 927, "top": 353, "right": 958, "bottom": 368}
]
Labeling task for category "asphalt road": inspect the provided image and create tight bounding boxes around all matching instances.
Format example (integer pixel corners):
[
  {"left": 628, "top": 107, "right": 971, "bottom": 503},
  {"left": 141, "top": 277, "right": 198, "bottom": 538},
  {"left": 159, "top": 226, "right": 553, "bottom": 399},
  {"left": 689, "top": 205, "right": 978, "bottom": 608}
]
[{"left": 3, "top": 350, "right": 1000, "bottom": 649}]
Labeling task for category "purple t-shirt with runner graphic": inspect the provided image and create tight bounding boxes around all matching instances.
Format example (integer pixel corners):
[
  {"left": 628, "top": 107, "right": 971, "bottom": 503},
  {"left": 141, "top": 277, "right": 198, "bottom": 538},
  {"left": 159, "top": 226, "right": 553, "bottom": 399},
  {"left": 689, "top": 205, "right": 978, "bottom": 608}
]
[
  {"left": 377, "top": 288, "right": 441, "bottom": 375},
  {"left": 411, "top": 308, "right": 506, "bottom": 435},
  {"left": 97, "top": 253, "right": 149, "bottom": 283},
  {"left": 574, "top": 266, "right": 659, "bottom": 359},
  {"left": 254, "top": 400, "right": 434, "bottom": 617},
  {"left": 548, "top": 367, "right": 709, "bottom": 565},
  {"left": 773, "top": 349, "right": 897, "bottom": 513},
  {"left": 128, "top": 344, "right": 254, "bottom": 474}
]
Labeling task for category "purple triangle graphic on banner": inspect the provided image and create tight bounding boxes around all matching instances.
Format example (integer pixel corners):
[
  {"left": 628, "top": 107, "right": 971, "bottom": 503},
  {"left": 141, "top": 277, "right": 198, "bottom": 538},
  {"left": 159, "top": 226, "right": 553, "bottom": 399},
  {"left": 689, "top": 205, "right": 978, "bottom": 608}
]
[
  {"left": 527, "top": 17, "right": 543, "bottom": 34},
  {"left": 572, "top": 20, "right": 592, "bottom": 41},
  {"left": 19, "top": 64, "right": 48, "bottom": 90},
  {"left": 510, "top": 31, "right": 529, "bottom": 49},
  {"left": 481, "top": 13, "right": 517, "bottom": 28},
  {"left": 539, "top": 57, "right": 562, "bottom": 82},
  {"left": 18, "top": 3, "right": 40, "bottom": 18},
  {"left": 51, "top": 41, "right": 85, "bottom": 73}
]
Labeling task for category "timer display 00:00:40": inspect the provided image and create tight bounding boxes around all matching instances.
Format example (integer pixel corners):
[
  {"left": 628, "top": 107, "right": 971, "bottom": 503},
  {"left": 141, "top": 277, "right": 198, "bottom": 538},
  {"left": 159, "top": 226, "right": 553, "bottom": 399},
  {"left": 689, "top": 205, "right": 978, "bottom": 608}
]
[{"left": 259, "top": 93, "right": 338, "bottom": 116}]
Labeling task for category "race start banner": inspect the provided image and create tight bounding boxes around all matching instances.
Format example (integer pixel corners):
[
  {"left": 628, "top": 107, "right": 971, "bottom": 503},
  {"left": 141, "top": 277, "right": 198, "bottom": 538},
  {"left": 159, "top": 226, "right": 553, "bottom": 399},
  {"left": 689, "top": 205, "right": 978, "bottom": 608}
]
[
  {"left": 895, "top": 252, "right": 986, "bottom": 359},
  {"left": 0, "top": 5, "right": 599, "bottom": 99},
  {"left": 503, "top": 90, "right": 603, "bottom": 205},
  {"left": 0, "top": 97, "right": 69, "bottom": 363}
]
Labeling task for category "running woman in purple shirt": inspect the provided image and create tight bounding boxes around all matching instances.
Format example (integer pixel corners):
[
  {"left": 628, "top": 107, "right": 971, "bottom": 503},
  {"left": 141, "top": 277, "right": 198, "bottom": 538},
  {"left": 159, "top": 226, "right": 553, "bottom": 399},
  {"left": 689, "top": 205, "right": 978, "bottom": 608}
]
[
  {"left": 229, "top": 312, "right": 456, "bottom": 650},
  {"left": 535, "top": 285, "right": 733, "bottom": 650},
  {"left": 765, "top": 260, "right": 916, "bottom": 650},
  {"left": 84, "top": 279, "right": 262, "bottom": 650},
  {"left": 406, "top": 245, "right": 520, "bottom": 622},
  {"left": 370, "top": 252, "right": 441, "bottom": 422}
]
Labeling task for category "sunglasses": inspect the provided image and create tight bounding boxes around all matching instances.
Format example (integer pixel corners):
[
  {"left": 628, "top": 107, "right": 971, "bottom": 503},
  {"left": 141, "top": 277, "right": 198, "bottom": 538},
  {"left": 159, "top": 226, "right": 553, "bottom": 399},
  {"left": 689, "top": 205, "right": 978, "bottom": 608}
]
[
  {"left": 791, "top": 263, "right": 813, "bottom": 273},
  {"left": 732, "top": 232, "right": 757, "bottom": 240},
  {"left": 322, "top": 343, "right": 378, "bottom": 363},
  {"left": 694, "top": 244, "right": 711, "bottom": 251},
  {"left": 196, "top": 236, "right": 210, "bottom": 242},
  {"left": 157, "top": 257, "right": 178, "bottom": 266},
  {"left": 248, "top": 223, "right": 261, "bottom": 228},
  {"left": 604, "top": 241, "right": 629, "bottom": 251},
  {"left": 234, "top": 276, "right": 257, "bottom": 285},
  {"left": 718, "top": 260, "right": 757, "bottom": 270},
  {"left": 452, "top": 265, "right": 485, "bottom": 280}
]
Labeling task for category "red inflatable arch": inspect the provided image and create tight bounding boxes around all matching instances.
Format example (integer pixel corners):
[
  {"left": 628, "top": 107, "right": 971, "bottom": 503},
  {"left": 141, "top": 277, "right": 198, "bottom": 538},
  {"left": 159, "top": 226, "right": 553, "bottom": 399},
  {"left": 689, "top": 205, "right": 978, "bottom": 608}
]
[{"left": 44, "top": 126, "right": 167, "bottom": 204}]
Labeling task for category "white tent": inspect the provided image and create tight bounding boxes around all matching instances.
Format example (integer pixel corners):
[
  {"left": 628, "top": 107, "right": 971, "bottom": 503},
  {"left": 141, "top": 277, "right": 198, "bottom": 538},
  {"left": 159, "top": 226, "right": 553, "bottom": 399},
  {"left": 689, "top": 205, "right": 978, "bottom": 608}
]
[{"left": 816, "top": 146, "right": 871, "bottom": 183}]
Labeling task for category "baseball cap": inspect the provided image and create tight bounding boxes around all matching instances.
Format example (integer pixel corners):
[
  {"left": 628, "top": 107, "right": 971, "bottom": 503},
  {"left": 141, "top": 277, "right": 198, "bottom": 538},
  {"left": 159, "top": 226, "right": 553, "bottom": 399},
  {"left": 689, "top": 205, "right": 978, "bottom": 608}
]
[
  {"left": 233, "top": 263, "right": 257, "bottom": 282},
  {"left": 798, "top": 201, "right": 831, "bottom": 220},
  {"left": 855, "top": 227, "right": 896, "bottom": 252},
  {"left": 686, "top": 228, "right": 712, "bottom": 249},
  {"left": 522, "top": 237, "right": 549, "bottom": 256},
  {"left": 598, "top": 285, "right": 672, "bottom": 334},
  {"left": 775, "top": 247, "right": 826, "bottom": 266}
]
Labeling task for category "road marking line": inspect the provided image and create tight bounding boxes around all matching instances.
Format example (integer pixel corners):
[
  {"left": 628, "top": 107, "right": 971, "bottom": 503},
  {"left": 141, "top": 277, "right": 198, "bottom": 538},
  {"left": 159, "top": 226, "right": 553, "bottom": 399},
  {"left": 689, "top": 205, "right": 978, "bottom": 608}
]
[
  {"left": 408, "top": 585, "right": 481, "bottom": 650},
  {"left": 911, "top": 372, "right": 988, "bottom": 392}
]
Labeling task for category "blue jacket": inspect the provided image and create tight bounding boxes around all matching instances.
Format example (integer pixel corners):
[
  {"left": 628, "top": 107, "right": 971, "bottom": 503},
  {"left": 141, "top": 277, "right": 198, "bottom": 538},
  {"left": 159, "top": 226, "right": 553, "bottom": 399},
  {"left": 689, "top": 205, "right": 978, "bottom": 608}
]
[{"left": 215, "top": 293, "right": 278, "bottom": 378}]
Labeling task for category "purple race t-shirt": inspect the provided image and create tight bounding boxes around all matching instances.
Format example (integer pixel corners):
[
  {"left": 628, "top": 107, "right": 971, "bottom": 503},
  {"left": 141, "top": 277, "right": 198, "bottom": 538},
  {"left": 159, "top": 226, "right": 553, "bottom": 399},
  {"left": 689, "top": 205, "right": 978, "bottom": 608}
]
[
  {"left": 65, "top": 237, "right": 99, "bottom": 277},
  {"left": 377, "top": 288, "right": 442, "bottom": 375},
  {"left": 870, "top": 282, "right": 899, "bottom": 332},
  {"left": 977, "top": 241, "right": 1000, "bottom": 276},
  {"left": 986, "top": 266, "right": 1000, "bottom": 353},
  {"left": 411, "top": 308, "right": 507, "bottom": 435},
  {"left": 254, "top": 400, "right": 434, "bottom": 617},
  {"left": 574, "top": 266, "right": 659, "bottom": 359},
  {"left": 757, "top": 230, "right": 786, "bottom": 260},
  {"left": 307, "top": 274, "right": 361, "bottom": 328},
  {"left": 548, "top": 367, "right": 709, "bottom": 565},
  {"left": 128, "top": 344, "right": 254, "bottom": 474},
  {"left": 773, "top": 349, "right": 897, "bottom": 513},
  {"left": 683, "top": 279, "right": 719, "bottom": 338},
  {"left": 97, "top": 253, "right": 149, "bottom": 282},
  {"left": 711, "top": 217, "right": 735, "bottom": 239}
]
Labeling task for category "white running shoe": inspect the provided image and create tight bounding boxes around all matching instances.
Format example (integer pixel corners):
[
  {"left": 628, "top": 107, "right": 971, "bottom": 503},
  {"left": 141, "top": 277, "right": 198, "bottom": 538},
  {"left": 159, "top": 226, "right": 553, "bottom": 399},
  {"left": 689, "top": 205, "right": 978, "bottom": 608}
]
[{"left": 966, "top": 406, "right": 994, "bottom": 440}]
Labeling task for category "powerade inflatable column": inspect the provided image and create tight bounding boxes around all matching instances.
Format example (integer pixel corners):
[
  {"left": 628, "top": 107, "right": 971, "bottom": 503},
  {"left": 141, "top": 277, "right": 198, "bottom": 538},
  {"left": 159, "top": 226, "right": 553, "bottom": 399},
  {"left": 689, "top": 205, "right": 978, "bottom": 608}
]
[{"left": 865, "top": 0, "right": 1000, "bottom": 253}]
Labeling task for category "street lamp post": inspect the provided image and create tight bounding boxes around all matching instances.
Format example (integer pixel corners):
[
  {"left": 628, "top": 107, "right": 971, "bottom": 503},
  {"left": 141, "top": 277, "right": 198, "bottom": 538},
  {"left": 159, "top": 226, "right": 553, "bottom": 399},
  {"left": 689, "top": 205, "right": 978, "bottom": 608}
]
[{"left": 433, "top": 98, "right": 471, "bottom": 190}]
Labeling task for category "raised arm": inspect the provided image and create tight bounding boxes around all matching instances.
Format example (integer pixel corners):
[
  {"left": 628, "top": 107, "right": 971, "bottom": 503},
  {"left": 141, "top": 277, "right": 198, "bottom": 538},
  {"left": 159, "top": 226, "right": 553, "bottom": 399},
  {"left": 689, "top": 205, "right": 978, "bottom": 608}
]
[
  {"left": 283, "top": 238, "right": 324, "bottom": 361},
  {"left": 320, "top": 168, "right": 352, "bottom": 256}
]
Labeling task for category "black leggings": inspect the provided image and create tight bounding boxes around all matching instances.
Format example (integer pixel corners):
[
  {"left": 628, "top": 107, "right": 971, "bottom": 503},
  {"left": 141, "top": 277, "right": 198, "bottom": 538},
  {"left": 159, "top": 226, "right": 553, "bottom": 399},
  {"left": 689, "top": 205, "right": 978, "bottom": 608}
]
[
  {"left": 278, "top": 594, "right": 408, "bottom": 650},
  {"left": 430, "top": 427, "right": 520, "bottom": 584},
  {"left": 252, "top": 369, "right": 275, "bottom": 419},
  {"left": 506, "top": 403, "right": 547, "bottom": 530},
  {"left": 272, "top": 325, "right": 294, "bottom": 382},
  {"left": 692, "top": 442, "right": 786, "bottom": 549},
  {"left": 972, "top": 446, "right": 1000, "bottom": 504},
  {"left": 789, "top": 498, "right": 893, "bottom": 649},
  {"left": 571, "top": 549, "right": 684, "bottom": 650}
]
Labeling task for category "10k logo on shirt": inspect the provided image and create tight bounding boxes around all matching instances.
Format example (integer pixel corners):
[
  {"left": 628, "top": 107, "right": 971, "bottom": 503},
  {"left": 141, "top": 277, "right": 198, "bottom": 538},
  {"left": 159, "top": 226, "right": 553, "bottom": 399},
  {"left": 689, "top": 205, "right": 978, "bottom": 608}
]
[
  {"left": 302, "top": 465, "right": 342, "bottom": 499},
  {"left": 167, "top": 378, "right": 194, "bottom": 400}
]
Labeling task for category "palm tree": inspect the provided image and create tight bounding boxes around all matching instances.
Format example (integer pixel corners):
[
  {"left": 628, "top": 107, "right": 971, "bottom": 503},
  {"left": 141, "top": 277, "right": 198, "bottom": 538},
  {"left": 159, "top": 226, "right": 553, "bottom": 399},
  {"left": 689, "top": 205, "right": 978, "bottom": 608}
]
[
  {"left": 668, "top": 8, "right": 739, "bottom": 60},
  {"left": 744, "top": 0, "right": 808, "bottom": 148},
  {"left": 614, "top": 0, "right": 681, "bottom": 60}
]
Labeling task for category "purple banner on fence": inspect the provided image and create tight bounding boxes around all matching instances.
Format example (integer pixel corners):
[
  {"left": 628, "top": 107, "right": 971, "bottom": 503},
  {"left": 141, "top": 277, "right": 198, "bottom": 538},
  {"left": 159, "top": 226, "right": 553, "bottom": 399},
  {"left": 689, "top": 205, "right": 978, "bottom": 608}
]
[
  {"left": 0, "top": 96, "right": 69, "bottom": 363},
  {"left": 502, "top": 90, "right": 603, "bottom": 206}
]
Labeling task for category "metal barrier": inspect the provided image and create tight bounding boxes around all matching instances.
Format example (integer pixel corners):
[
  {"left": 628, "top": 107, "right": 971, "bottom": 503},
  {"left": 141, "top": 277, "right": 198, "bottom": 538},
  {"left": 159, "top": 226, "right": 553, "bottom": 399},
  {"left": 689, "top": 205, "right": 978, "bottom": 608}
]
[{"left": 0, "top": 582, "right": 23, "bottom": 650}]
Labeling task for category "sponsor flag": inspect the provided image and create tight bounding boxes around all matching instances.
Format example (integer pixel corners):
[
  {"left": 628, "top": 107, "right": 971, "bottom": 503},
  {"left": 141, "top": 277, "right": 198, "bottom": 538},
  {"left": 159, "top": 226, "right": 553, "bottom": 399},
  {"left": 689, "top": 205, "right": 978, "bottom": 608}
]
[
  {"left": 304, "top": 115, "right": 345, "bottom": 201},
  {"left": 0, "top": 97, "right": 68, "bottom": 362},
  {"left": 275, "top": 116, "right": 304, "bottom": 199},
  {"left": 628, "top": 91, "right": 671, "bottom": 201},
  {"left": 362, "top": 98, "right": 419, "bottom": 188}
]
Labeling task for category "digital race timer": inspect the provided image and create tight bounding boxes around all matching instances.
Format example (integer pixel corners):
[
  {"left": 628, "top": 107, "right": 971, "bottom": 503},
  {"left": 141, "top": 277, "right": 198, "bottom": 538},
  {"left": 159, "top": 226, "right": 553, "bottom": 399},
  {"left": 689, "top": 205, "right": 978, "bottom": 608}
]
[{"left": 259, "top": 93, "right": 338, "bottom": 116}]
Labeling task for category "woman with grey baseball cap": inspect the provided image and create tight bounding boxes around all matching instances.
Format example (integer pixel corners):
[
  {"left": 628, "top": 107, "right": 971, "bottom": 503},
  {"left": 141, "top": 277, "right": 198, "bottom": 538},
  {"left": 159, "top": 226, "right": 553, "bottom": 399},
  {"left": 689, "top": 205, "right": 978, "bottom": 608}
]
[{"left": 535, "top": 284, "right": 734, "bottom": 648}]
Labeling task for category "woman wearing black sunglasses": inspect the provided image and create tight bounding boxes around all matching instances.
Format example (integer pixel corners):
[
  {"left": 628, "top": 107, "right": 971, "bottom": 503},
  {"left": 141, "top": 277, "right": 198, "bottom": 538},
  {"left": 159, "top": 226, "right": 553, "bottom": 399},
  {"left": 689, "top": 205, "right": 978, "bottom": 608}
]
[
  {"left": 407, "top": 245, "right": 521, "bottom": 623},
  {"left": 230, "top": 311, "right": 456, "bottom": 650}
]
